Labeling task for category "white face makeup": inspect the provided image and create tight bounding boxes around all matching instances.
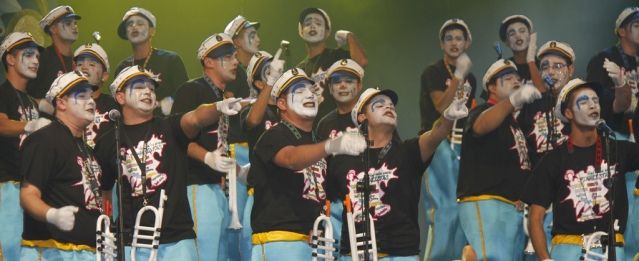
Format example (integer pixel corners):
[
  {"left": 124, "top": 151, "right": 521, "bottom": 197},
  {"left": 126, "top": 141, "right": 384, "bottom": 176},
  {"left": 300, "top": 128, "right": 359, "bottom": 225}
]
[
  {"left": 124, "top": 78, "right": 156, "bottom": 114},
  {"left": 329, "top": 75, "right": 359, "bottom": 103},
  {"left": 301, "top": 13, "right": 326, "bottom": 43},
  {"left": 540, "top": 55, "right": 571, "bottom": 92},
  {"left": 56, "top": 18, "right": 79, "bottom": 41},
  {"left": 505, "top": 22, "right": 530, "bottom": 52},
  {"left": 76, "top": 56, "right": 106, "bottom": 86},
  {"left": 365, "top": 94, "right": 397, "bottom": 127},
  {"left": 625, "top": 21, "right": 639, "bottom": 45},
  {"left": 287, "top": 81, "right": 318, "bottom": 118},
  {"left": 126, "top": 16, "right": 152, "bottom": 44},
  {"left": 65, "top": 87, "right": 96, "bottom": 123},
  {"left": 570, "top": 89, "right": 600, "bottom": 127},
  {"left": 441, "top": 29, "right": 468, "bottom": 59},
  {"left": 15, "top": 47, "right": 39, "bottom": 79},
  {"left": 215, "top": 52, "right": 239, "bottom": 82},
  {"left": 495, "top": 72, "right": 521, "bottom": 100},
  {"left": 239, "top": 27, "right": 260, "bottom": 54}
]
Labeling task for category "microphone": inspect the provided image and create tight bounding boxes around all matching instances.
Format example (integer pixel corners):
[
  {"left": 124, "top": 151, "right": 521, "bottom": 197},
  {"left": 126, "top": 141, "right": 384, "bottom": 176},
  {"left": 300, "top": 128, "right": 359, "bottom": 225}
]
[
  {"left": 596, "top": 119, "right": 615, "bottom": 136},
  {"left": 108, "top": 109, "right": 121, "bottom": 121}
]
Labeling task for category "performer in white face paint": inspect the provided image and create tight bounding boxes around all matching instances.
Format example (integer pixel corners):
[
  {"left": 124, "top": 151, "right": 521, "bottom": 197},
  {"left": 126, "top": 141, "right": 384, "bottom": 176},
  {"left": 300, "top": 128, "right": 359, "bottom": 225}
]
[
  {"left": 27, "top": 5, "right": 80, "bottom": 99},
  {"left": 114, "top": 7, "right": 189, "bottom": 116},
  {"left": 224, "top": 15, "right": 261, "bottom": 99},
  {"left": 20, "top": 71, "right": 108, "bottom": 261},
  {"left": 0, "top": 32, "right": 50, "bottom": 261},
  {"left": 499, "top": 15, "right": 544, "bottom": 87},
  {"left": 250, "top": 68, "right": 366, "bottom": 260},
  {"left": 296, "top": 7, "right": 369, "bottom": 124},
  {"left": 522, "top": 78, "right": 639, "bottom": 260}
]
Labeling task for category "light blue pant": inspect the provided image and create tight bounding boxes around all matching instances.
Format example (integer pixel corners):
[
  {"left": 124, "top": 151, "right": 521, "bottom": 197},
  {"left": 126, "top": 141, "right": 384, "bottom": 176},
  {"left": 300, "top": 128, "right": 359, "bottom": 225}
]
[
  {"left": 458, "top": 199, "right": 524, "bottom": 261},
  {"left": 522, "top": 211, "right": 554, "bottom": 261},
  {"left": 125, "top": 238, "right": 197, "bottom": 261},
  {"left": 1, "top": 181, "right": 22, "bottom": 261},
  {"left": 421, "top": 141, "right": 465, "bottom": 260},
  {"left": 250, "top": 241, "right": 312, "bottom": 261},
  {"left": 340, "top": 255, "right": 419, "bottom": 261},
  {"left": 551, "top": 243, "right": 624, "bottom": 260},
  {"left": 624, "top": 171, "right": 639, "bottom": 261},
  {"left": 240, "top": 193, "right": 254, "bottom": 261},
  {"left": 330, "top": 200, "right": 343, "bottom": 260},
  {"left": 20, "top": 246, "right": 94, "bottom": 261},
  {"left": 187, "top": 183, "right": 229, "bottom": 261},
  {"left": 229, "top": 143, "right": 250, "bottom": 261}
]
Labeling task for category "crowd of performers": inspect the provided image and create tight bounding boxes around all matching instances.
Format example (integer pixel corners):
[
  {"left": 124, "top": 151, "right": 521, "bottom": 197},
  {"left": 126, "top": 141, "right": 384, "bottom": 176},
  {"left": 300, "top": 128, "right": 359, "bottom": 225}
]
[{"left": 0, "top": 4, "right": 638, "bottom": 261}]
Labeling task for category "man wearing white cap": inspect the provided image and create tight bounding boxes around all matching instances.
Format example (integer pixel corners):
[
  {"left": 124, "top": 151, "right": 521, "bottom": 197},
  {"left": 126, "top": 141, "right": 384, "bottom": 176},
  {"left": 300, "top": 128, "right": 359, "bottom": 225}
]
[
  {"left": 224, "top": 15, "right": 261, "bottom": 100},
  {"left": 457, "top": 59, "right": 541, "bottom": 260},
  {"left": 418, "top": 18, "right": 476, "bottom": 260},
  {"left": 499, "top": 15, "right": 543, "bottom": 86},
  {"left": 250, "top": 68, "right": 366, "bottom": 260},
  {"left": 21, "top": 71, "right": 107, "bottom": 260},
  {"left": 327, "top": 87, "right": 468, "bottom": 260},
  {"left": 171, "top": 33, "right": 244, "bottom": 261},
  {"left": 27, "top": 5, "right": 80, "bottom": 99},
  {"left": 73, "top": 43, "right": 118, "bottom": 148},
  {"left": 296, "top": 7, "right": 368, "bottom": 123},
  {"left": 0, "top": 31, "right": 49, "bottom": 261},
  {"left": 522, "top": 78, "right": 639, "bottom": 260},
  {"left": 94, "top": 65, "right": 241, "bottom": 260},
  {"left": 114, "top": 7, "right": 188, "bottom": 116}
]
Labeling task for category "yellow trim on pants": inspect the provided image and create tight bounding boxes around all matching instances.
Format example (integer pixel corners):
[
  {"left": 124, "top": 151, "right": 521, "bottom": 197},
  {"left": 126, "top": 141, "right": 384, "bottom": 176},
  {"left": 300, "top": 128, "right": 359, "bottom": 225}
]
[
  {"left": 248, "top": 188, "right": 254, "bottom": 196},
  {"left": 21, "top": 239, "right": 96, "bottom": 252},
  {"left": 634, "top": 188, "right": 638, "bottom": 196},
  {"left": 552, "top": 233, "right": 624, "bottom": 246},
  {"left": 252, "top": 231, "right": 308, "bottom": 245},
  {"left": 458, "top": 194, "right": 517, "bottom": 206}
]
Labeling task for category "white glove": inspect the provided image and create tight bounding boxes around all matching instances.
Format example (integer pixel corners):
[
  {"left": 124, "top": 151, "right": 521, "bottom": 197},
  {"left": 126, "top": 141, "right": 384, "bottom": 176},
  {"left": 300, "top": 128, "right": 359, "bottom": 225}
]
[
  {"left": 204, "top": 149, "right": 235, "bottom": 173},
  {"left": 603, "top": 58, "right": 627, "bottom": 88},
  {"left": 324, "top": 129, "right": 367, "bottom": 156},
  {"left": 237, "top": 163, "right": 250, "bottom": 185},
  {"left": 266, "top": 59, "right": 285, "bottom": 86},
  {"left": 215, "top": 97, "right": 242, "bottom": 116},
  {"left": 526, "top": 32, "right": 537, "bottom": 63},
  {"left": 509, "top": 84, "right": 542, "bottom": 110},
  {"left": 442, "top": 96, "right": 469, "bottom": 120},
  {"left": 24, "top": 118, "right": 52, "bottom": 134},
  {"left": 38, "top": 99, "right": 54, "bottom": 115},
  {"left": 159, "top": 96, "right": 174, "bottom": 116},
  {"left": 46, "top": 206, "right": 78, "bottom": 231},
  {"left": 335, "top": 30, "right": 351, "bottom": 47},
  {"left": 453, "top": 53, "right": 472, "bottom": 80}
]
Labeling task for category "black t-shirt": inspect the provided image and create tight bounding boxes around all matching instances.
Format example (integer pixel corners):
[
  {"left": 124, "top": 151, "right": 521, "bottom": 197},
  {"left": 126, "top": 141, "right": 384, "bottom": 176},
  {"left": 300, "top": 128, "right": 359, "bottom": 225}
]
[
  {"left": 250, "top": 122, "right": 327, "bottom": 235},
  {"left": 0, "top": 81, "right": 39, "bottom": 181},
  {"left": 171, "top": 77, "right": 225, "bottom": 185},
  {"left": 457, "top": 102, "right": 532, "bottom": 201},
  {"left": 114, "top": 48, "right": 188, "bottom": 111},
  {"left": 316, "top": 110, "right": 356, "bottom": 141},
  {"left": 86, "top": 94, "right": 118, "bottom": 148},
  {"left": 327, "top": 138, "right": 429, "bottom": 256},
  {"left": 239, "top": 104, "right": 279, "bottom": 155},
  {"left": 297, "top": 48, "right": 350, "bottom": 125},
  {"left": 21, "top": 121, "right": 103, "bottom": 247},
  {"left": 587, "top": 46, "right": 639, "bottom": 136},
  {"left": 27, "top": 45, "right": 74, "bottom": 99},
  {"left": 94, "top": 115, "right": 196, "bottom": 244},
  {"left": 509, "top": 57, "right": 532, "bottom": 83},
  {"left": 517, "top": 91, "right": 569, "bottom": 165},
  {"left": 224, "top": 65, "right": 249, "bottom": 144},
  {"left": 419, "top": 59, "right": 477, "bottom": 133},
  {"left": 521, "top": 140, "right": 639, "bottom": 236}
]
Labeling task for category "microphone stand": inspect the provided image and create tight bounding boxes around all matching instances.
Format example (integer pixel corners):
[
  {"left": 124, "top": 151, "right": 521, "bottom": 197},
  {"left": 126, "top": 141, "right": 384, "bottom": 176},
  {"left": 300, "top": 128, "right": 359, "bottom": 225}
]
[
  {"left": 113, "top": 118, "right": 126, "bottom": 261},
  {"left": 358, "top": 121, "right": 371, "bottom": 261},
  {"left": 601, "top": 129, "right": 616, "bottom": 261}
]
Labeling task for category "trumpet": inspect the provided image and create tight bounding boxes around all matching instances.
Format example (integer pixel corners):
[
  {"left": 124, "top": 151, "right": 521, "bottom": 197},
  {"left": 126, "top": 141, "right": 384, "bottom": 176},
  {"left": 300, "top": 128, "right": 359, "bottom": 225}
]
[
  {"left": 522, "top": 205, "right": 535, "bottom": 255},
  {"left": 344, "top": 196, "right": 378, "bottom": 261},
  {"left": 131, "top": 189, "right": 167, "bottom": 261},
  {"left": 311, "top": 201, "right": 336, "bottom": 261},
  {"left": 96, "top": 214, "right": 117, "bottom": 261},
  {"left": 273, "top": 40, "right": 290, "bottom": 62},
  {"left": 217, "top": 113, "right": 242, "bottom": 230}
]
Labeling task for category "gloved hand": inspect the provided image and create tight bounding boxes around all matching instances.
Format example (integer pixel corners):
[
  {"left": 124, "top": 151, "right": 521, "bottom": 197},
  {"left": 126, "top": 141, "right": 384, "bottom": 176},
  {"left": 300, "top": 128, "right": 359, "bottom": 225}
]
[
  {"left": 442, "top": 95, "right": 469, "bottom": 120},
  {"left": 603, "top": 58, "right": 627, "bottom": 88},
  {"left": 526, "top": 32, "right": 537, "bottom": 63},
  {"left": 266, "top": 59, "right": 285, "bottom": 86},
  {"left": 335, "top": 30, "right": 351, "bottom": 47},
  {"left": 215, "top": 97, "right": 242, "bottom": 116},
  {"left": 237, "top": 163, "right": 250, "bottom": 185},
  {"left": 159, "top": 96, "right": 174, "bottom": 116},
  {"left": 204, "top": 149, "right": 235, "bottom": 173},
  {"left": 453, "top": 53, "right": 472, "bottom": 80},
  {"left": 324, "top": 129, "right": 367, "bottom": 156},
  {"left": 24, "top": 118, "right": 52, "bottom": 134},
  {"left": 509, "top": 84, "right": 542, "bottom": 110},
  {"left": 46, "top": 206, "right": 79, "bottom": 231},
  {"left": 38, "top": 99, "right": 54, "bottom": 115}
]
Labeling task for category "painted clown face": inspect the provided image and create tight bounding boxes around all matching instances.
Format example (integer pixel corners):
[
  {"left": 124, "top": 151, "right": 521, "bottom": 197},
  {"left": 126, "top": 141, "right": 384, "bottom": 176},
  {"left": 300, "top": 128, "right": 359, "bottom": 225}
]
[
  {"left": 301, "top": 13, "right": 326, "bottom": 44},
  {"left": 495, "top": 72, "right": 522, "bottom": 100},
  {"left": 540, "top": 55, "right": 571, "bottom": 93},
  {"left": 365, "top": 94, "right": 397, "bottom": 127},
  {"left": 441, "top": 29, "right": 468, "bottom": 59},
  {"left": 76, "top": 56, "right": 106, "bottom": 86},
  {"left": 65, "top": 87, "right": 96, "bottom": 123},
  {"left": 570, "top": 89, "right": 600, "bottom": 127},
  {"left": 287, "top": 80, "right": 319, "bottom": 118},
  {"left": 239, "top": 27, "right": 260, "bottom": 54},
  {"left": 124, "top": 78, "right": 156, "bottom": 114},
  {"left": 126, "top": 15, "right": 152, "bottom": 44},
  {"left": 215, "top": 52, "right": 239, "bottom": 82},
  {"left": 329, "top": 73, "right": 359, "bottom": 103},
  {"left": 624, "top": 20, "right": 639, "bottom": 46},
  {"left": 505, "top": 21, "right": 530, "bottom": 52},
  {"left": 55, "top": 18, "right": 79, "bottom": 41},
  {"left": 15, "top": 47, "right": 40, "bottom": 79}
]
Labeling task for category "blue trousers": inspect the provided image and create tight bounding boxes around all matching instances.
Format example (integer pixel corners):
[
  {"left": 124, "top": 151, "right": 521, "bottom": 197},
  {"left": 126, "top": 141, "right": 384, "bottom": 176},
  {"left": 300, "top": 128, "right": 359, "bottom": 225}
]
[
  {"left": 250, "top": 241, "right": 312, "bottom": 261},
  {"left": 20, "top": 246, "right": 94, "bottom": 261},
  {"left": 229, "top": 143, "right": 250, "bottom": 261},
  {"left": 551, "top": 243, "right": 624, "bottom": 260},
  {"left": 240, "top": 193, "right": 254, "bottom": 261},
  {"left": 125, "top": 238, "right": 197, "bottom": 260},
  {"left": 0, "top": 181, "right": 22, "bottom": 261},
  {"left": 187, "top": 183, "right": 229, "bottom": 260}
]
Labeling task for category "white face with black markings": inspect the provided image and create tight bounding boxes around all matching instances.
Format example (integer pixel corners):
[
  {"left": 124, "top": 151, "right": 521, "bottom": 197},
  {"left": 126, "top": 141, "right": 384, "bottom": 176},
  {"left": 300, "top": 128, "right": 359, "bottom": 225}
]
[{"left": 287, "top": 81, "right": 318, "bottom": 118}]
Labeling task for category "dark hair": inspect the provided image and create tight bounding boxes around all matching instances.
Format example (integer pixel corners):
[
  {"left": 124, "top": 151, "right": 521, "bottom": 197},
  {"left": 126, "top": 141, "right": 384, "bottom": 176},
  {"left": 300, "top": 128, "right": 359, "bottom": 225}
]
[
  {"left": 440, "top": 24, "right": 469, "bottom": 42},
  {"left": 2, "top": 48, "right": 21, "bottom": 72},
  {"left": 499, "top": 17, "right": 532, "bottom": 42}
]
